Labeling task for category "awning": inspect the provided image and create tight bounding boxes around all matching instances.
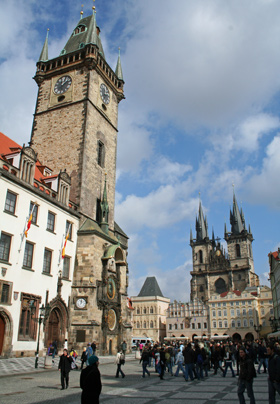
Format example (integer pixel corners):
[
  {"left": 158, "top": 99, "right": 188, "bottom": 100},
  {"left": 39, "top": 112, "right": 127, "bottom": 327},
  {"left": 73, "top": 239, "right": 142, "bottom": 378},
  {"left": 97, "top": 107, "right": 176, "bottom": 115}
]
[
  {"left": 210, "top": 335, "right": 230, "bottom": 340},
  {"left": 268, "top": 331, "right": 280, "bottom": 338}
]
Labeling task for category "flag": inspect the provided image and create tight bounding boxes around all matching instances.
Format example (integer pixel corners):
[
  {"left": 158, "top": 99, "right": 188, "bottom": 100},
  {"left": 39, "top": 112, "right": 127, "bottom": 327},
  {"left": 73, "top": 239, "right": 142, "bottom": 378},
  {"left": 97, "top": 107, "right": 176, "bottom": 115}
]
[
  {"left": 62, "top": 229, "right": 70, "bottom": 259},
  {"left": 24, "top": 205, "right": 35, "bottom": 237}
]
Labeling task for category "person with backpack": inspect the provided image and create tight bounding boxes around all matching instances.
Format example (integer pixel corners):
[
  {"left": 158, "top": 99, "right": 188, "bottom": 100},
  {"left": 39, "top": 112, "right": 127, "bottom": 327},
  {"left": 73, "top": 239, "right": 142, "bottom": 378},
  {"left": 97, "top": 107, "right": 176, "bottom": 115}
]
[
  {"left": 115, "top": 349, "right": 125, "bottom": 378},
  {"left": 237, "top": 346, "right": 256, "bottom": 404}
]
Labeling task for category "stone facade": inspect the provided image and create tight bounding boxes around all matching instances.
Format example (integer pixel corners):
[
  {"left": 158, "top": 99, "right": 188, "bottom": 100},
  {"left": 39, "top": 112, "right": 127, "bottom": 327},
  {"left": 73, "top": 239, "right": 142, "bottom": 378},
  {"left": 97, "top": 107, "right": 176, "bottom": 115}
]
[
  {"left": 27, "top": 12, "right": 131, "bottom": 355},
  {"left": 166, "top": 299, "right": 209, "bottom": 340},
  {"left": 268, "top": 250, "right": 280, "bottom": 325},
  {"left": 208, "top": 286, "right": 273, "bottom": 340},
  {"left": 131, "top": 296, "right": 170, "bottom": 343}
]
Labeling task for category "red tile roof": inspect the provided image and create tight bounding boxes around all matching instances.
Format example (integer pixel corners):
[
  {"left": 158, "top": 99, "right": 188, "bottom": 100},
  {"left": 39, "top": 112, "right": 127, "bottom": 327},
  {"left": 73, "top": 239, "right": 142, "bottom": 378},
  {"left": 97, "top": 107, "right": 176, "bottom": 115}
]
[{"left": 269, "top": 251, "right": 279, "bottom": 260}]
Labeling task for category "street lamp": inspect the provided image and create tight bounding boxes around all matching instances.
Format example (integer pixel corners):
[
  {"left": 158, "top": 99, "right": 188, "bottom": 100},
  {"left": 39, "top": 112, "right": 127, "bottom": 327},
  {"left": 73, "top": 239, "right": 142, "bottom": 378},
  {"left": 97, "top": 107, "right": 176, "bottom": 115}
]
[
  {"left": 269, "top": 316, "right": 280, "bottom": 332},
  {"left": 253, "top": 323, "right": 262, "bottom": 339},
  {"left": 30, "top": 301, "right": 51, "bottom": 368}
]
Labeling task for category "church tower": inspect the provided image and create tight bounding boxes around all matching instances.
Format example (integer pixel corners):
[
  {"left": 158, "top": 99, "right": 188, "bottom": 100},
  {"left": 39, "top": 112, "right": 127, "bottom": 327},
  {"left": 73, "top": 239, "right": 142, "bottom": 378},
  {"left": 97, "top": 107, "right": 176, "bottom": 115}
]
[
  {"left": 190, "top": 193, "right": 259, "bottom": 303},
  {"left": 30, "top": 7, "right": 132, "bottom": 354},
  {"left": 224, "top": 192, "right": 259, "bottom": 290}
]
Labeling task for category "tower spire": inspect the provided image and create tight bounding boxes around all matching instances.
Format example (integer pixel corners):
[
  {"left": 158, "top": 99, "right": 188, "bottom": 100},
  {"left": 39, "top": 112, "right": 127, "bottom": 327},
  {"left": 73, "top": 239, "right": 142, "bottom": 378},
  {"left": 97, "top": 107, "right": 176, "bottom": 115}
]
[
  {"left": 38, "top": 29, "right": 49, "bottom": 62},
  {"left": 100, "top": 174, "right": 109, "bottom": 234},
  {"left": 230, "top": 190, "right": 245, "bottom": 234},
  {"left": 196, "top": 200, "right": 208, "bottom": 241},
  {"left": 115, "top": 47, "right": 124, "bottom": 81}
]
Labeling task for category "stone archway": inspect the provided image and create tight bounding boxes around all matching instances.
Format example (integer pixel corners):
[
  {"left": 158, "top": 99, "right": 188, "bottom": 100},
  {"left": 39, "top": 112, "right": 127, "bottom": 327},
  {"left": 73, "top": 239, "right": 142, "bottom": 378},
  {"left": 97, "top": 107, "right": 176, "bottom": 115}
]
[
  {"left": 232, "top": 333, "right": 242, "bottom": 341},
  {"left": 0, "top": 308, "right": 13, "bottom": 357},
  {"left": 45, "top": 297, "right": 69, "bottom": 350},
  {"left": 245, "top": 332, "right": 254, "bottom": 341},
  {"left": 215, "top": 278, "right": 227, "bottom": 294}
]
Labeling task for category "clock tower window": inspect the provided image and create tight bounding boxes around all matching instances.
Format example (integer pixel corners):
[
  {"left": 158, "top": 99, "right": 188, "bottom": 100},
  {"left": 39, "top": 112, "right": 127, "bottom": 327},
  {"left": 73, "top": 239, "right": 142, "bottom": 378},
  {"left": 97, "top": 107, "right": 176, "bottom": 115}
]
[{"left": 97, "top": 141, "right": 105, "bottom": 167}]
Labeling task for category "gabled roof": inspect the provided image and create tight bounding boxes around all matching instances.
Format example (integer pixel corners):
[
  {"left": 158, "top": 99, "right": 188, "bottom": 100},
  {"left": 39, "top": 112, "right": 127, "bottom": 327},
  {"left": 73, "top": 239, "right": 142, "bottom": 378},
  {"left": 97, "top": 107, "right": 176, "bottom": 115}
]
[
  {"left": 269, "top": 251, "right": 279, "bottom": 260},
  {"left": 138, "top": 276, "right": 164, "bottom": 297},
  {"left": 114, "top": 221, "right": 128, "bottom": 238},
  {"left": 0, "top": 132, "right": 21, "bottom": 155}
]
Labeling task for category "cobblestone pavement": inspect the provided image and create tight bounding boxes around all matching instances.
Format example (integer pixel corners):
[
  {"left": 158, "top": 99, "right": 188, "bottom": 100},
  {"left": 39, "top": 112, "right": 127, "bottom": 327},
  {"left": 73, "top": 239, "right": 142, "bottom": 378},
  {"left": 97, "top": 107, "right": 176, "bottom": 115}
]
[{"left": 1, "top": 359, "right": 279, "bottom": 404}]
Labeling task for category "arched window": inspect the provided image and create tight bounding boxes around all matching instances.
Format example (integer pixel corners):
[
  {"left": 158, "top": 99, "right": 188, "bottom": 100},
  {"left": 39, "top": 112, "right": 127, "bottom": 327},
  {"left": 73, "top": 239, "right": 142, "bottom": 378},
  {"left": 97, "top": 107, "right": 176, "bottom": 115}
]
[
  {"left": 137, "top": 308, "right": 140, "bottom": 314},
  {"left": 137, "top": 321, "right": 140, "bottom": 328},
  {"left": 143, "top": 321, "right": 146, "bottom": 328},
  {"left": 199, "top": 285, "right": 204, "bottom": 292},
  {"left": 215, "top": 278, "right": 227, "bottom": 294},
  {"left": 143, "top": 307, "right": 146, "bottom": 314},
  {"left": 199, "top": 250, "right": 203, "bottom": 263},
  {"left": 150, "top": 307, "right": 153, "bottom": 314},
  {"left": 150, "top": 321, "right": 153, "bottom": 328},
  {"left": 74, "top": 25, "right": 87, "bottom": 35},
  {"left": 236, "top": 244, "right": 241, "bottom": 258}
]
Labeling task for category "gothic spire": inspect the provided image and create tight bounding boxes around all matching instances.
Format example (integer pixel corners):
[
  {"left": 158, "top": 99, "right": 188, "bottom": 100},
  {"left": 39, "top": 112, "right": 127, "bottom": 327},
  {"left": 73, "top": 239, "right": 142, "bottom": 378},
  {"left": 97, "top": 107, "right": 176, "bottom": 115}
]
[
  {"left": 100, "top": 174, "right": 109, "bottom": 234},
  {"left": 115, "top": 48, "right": 124, "bottom": 81},
  {"left": 86, "top": 6, "right": 98, "bottom": 46},
  {"left": 230, "top": 192, "right": 245, "bottom": 234},
  {"left": 196, "top": 201, "right": 208, "bottom": 241},
  {"left": 190, "top": 227, "right": 193, "bottom": 243},
  {"left": 212, "top": 227, "right": 216, "bottom": 247},
  {"left": 38, "top": 29, "right": 49, "bottom": 62}
]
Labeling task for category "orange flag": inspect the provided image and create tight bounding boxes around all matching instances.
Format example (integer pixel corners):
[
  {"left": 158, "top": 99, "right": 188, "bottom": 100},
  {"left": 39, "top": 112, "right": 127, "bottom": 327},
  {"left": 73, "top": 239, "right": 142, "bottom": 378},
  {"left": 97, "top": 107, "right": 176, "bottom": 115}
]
[
  {"left": 24, "top": 206, "right": 35, "bottom": 237},
  {"left": 62, "top": 231, "right": 69, "bottom": 259}
]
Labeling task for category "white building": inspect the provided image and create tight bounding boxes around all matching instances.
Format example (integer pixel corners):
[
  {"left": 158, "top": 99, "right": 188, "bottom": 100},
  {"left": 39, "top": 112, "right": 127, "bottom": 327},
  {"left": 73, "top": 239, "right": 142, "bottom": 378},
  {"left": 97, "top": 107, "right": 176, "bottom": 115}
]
[{"left": 0, "top": 132, "right": 79, "bottom": 357}]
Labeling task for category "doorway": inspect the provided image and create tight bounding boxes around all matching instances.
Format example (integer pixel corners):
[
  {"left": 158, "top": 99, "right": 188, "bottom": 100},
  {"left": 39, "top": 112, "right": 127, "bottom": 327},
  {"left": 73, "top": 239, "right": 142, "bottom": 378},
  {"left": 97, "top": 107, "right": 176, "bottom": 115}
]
[
  {"left": 47, "top": 309, "right": 60, "bottom": 348},
  {"left": 0, "top": 315, "right": 5, "bottom": 355}
]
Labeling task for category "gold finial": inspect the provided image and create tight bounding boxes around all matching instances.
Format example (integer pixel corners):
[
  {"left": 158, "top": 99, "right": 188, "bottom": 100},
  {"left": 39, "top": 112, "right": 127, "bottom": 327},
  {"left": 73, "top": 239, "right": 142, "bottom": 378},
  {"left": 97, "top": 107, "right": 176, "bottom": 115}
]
[
  {"left": 92, "top": 0, "right": 96, "bottom": 11},
  {"left": 80, "top": 4, "right": 84, "bottom": 18}
]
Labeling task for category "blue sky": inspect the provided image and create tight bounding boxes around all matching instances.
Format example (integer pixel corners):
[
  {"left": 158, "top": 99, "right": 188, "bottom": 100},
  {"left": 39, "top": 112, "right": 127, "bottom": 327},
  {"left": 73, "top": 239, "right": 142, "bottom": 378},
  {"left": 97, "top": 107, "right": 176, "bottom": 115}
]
[{"left": 1, "top": 0, "right": 280, "bottom": 300}]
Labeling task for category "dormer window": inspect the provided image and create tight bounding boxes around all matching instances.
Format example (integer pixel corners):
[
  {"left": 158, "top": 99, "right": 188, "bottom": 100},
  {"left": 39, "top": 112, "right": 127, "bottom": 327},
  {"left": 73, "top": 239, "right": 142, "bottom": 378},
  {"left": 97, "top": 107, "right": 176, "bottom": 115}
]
[
  {"left": 73, "top": 25, "right": 87, "bottom": 35},
  {"left": 79, "top": 43, "right": 85, "bottom": 49},
  {"left": 60, "top": 49, "right": 66, "bottom": 55}
]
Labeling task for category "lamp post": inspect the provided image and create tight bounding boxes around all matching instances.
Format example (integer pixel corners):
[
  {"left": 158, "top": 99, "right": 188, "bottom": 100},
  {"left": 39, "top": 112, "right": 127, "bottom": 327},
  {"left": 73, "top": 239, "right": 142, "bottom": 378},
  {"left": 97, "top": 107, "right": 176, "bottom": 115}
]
[
  {"left": 30, "top": 301, "right": 51, "bottom": 368},
  {"left": 269, "top": 316, "right": 280, "bottom": 333},
  {"left": 253, "top": 323, "right": 262, "bottom": 340}
]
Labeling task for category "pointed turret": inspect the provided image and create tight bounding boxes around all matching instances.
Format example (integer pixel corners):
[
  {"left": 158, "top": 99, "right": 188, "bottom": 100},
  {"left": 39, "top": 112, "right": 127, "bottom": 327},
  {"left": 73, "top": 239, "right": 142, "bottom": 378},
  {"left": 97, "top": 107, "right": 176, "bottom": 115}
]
[
  {"left": 86, "top": 7, "right": 98, "bottom": 47},
  {"left": 211, "top": 227, "right": 216, "bottom": 247},
  {"left": 196, "top": 201, "right": 208, "bottom": 241},
  {"left": 100, "top": 175, "right": 109, "bottom": 234},
  {"left": 115, "top": 48, "right": 124, "bottom": 81},
  {"left": 38, "top": 29, "right": 49, "bottom": 62},
  {"left": 224, "top": 221, "right": 228, "bottom": 238},
  {"left": 230, "top": 192, "right": 244, "bottom": 234},
  {"left": 248, "top": 224, "right": 252, "bottom": 234},
  {"left": 190, "top": 227, "right": 193, "bottom": 244}
]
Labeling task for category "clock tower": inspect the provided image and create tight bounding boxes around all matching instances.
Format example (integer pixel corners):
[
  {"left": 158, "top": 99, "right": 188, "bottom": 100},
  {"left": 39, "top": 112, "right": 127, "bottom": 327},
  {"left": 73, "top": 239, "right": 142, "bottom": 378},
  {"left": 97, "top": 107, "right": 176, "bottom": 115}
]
[{"left": 30, "top": 8, "right": 132, "bottom": 354}]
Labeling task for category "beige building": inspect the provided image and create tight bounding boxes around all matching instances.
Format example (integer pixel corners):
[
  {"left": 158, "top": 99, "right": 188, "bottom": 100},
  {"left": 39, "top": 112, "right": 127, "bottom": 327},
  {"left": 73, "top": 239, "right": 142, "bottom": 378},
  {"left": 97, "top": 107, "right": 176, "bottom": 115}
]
[
  {"left": 268, "top": 250, "right": 280, "bottom": 337},
  {"left": 166, "top": 298, "right": 209, "bottom": 341},
  {"left": 208, "top": 285, "right": 273, "bottom": 340},
  {"left": 131, "top": 277, "right": 170, "bottom": 343}
]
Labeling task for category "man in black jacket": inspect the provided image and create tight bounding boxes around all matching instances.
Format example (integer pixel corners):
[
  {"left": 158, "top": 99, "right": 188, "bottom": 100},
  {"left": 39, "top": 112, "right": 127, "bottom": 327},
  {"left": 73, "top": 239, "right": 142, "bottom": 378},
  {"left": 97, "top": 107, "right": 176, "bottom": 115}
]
[
  {"left": 80, "top": 355, "right": 102, "bottom": 404},
  {"left": 237, "top": 346, "right": 256, "bottom": 404},
  {"left": 58, "top": 349, "right": 73, "bottom": 390},
  {"left": 267, "top": 342, "right": 280, "bottom": 404}
]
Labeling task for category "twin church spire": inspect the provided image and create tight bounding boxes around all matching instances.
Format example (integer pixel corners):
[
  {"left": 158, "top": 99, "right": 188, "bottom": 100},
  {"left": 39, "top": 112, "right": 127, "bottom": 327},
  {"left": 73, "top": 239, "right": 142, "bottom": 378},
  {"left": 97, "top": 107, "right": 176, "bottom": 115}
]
[{"left": 191, "top": 191, "right": 252, "bottom": 244}]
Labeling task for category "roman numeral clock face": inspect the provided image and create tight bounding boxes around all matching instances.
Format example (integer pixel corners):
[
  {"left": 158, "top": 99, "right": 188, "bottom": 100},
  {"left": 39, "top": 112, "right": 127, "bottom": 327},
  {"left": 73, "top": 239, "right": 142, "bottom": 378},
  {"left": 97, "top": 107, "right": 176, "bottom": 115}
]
[
  {"left": 100, "top": 83, "right": 110, "bottom": 105},
  {"left": 54, "top": 75, "right": 72, "bottom": 94}
]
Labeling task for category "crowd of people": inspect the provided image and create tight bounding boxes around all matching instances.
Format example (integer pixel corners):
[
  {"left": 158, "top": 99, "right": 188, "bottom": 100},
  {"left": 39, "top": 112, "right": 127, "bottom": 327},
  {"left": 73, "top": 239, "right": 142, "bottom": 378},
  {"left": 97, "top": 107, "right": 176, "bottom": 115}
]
[
  {"left": 53, "top": 338, "right": 280, "bottom": 404},
  {"left": 137, "top": 338, "right": 280, "bottom": 404}
]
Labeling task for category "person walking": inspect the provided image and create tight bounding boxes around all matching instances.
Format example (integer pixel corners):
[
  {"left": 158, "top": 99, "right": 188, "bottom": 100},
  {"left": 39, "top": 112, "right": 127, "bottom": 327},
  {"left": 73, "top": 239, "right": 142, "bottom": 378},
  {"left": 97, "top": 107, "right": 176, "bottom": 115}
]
[
  {"left": 267, "top": 342, "right": 280, "bottom": 404},
  {"left": 223, "top": 346, "right": 235, "bottom": 377},
  {"left": 80, "top": 355, "right": 102, "bottom": 404},
  {"left": 80, "top": 347, "right": 88, "bottom": 370},
  {"left": 58, "top": 349, "right": 73, "bottom": 390},
  {"left": 257, "top": 341, "right": 267, "bottom": 374},
  {"left": 159, "top": 347, "right": 166, "bottom": 380},
  {"left": 121, "top": 340, "right": 127, "bottom": 356},
  {"left": 115, "top": 350, "right": 125, "bottom": 378},
  {"left": 183, "top": 343, "right": 195, "bottom": 381},
  {"left": 174, "top": 349, "right": 186, "bottom": 379},
  {"left": 86, "top": 343, "right": 93, "bottom": 365},
  {"left": 237, "top": 346, "right": 256, "bottom": 404},
  {"left": 140, "top": 348, "right": 150, "bottom": 378}
]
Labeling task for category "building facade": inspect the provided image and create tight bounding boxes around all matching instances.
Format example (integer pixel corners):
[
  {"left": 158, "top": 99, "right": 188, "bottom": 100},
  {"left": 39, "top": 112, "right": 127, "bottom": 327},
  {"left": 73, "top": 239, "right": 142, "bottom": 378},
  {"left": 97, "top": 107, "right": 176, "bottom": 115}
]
[
  {"left": 0, "top": 133, "right": 79, "bottom": 357},
  {"left": 208, "top": 286, "right": 273, "bottom": 340},
  {"left": 190, "top": 194, "right": 259, "bottom": 303},
  {"left": 166, "top": 299, "right": 209, "bottom": 340},
  {"left": 268, "top": 250, "right": 280, "bottom": 335},
  {"left": 1, "top": 7, "right": 132, "bottom": 356},
  {"left": 131, "top": 277, "right": 170, "bottom": 343}
]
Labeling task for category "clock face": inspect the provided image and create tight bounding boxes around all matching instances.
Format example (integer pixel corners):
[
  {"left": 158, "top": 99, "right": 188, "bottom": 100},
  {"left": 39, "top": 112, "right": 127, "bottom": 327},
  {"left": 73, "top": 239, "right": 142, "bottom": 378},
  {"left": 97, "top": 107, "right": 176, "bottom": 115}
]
[
  {"left": 76, "top": 298, "right": 86, "bottom": 309},
  {"left": 107, "top": 277, "right": 116, "bottom": 299},
  {"left": 54, "top": 75, "right": 72, "bottom": 95},
  {"left": 107, "top": 309, "right": 117, "bottom": 331},
  {"left": 100, "top": 83, "right": 110, "bottom": 105}
]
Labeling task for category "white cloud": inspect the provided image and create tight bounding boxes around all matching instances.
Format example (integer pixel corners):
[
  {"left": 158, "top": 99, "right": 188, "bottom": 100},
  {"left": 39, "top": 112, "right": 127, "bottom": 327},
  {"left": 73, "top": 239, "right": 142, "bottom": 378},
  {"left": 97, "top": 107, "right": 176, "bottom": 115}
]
[{"left": 147, "top": 156, "right": 192, "bottom": 184}]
